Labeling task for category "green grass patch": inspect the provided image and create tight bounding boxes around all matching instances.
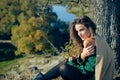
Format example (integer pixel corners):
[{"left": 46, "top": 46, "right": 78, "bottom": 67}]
[{"left": 0, "top": 58, "right": 22, "bottom": 74}]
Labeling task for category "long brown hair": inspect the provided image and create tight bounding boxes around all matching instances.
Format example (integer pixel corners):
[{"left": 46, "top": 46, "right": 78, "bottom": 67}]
[{"left": 70, "top": 16, "right": 96, "bottom": 55}]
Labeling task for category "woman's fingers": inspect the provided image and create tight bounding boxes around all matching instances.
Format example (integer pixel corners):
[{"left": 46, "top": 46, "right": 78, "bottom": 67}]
[
  {"left": 68, "top": 56, "right": 75, "bottom": 61},
  {"left": 86, "top": 45, "right": 94, "bottom": 50},
  {"left": 81, "top": 45, "right": 95, "bottom": 59},
  {"left": 86, "top": 45, "right": 95, "bottom": 54},
  {"left": 83, "top": 46, "right": 95, "bottom": 56}
]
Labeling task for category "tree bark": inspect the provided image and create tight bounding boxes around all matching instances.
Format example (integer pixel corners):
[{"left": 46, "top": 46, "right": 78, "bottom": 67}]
[{"left": 92, "top": 0, "right": 120, "bottom": 68}]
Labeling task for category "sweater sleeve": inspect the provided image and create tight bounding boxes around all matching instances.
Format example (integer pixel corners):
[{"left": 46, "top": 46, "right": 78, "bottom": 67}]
[
  {"left": 77, "top": 54, "right": 96, "bottom": 75},
  {"left": 67, "top": 53, "right": 96, "bottom": 76}
]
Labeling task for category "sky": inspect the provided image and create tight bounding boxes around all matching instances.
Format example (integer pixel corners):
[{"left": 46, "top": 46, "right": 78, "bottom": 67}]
[{"left": 52, "top": 5, "right": 76, "bottom": 23}]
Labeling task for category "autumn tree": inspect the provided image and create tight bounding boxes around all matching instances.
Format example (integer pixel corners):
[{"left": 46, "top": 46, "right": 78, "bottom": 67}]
[
  {"left": 12, "top": 16, "right": 46, "bottom": 54},
  {"left": 11, "top": 1, "right": 60, "bottom": 55},
  {"left": 0, "top": 0, "right": 39, "bottom": 39}
]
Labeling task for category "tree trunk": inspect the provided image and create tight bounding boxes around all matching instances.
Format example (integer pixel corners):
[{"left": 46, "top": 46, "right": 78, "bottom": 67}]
[{"left": 92, "top": 0, "right": 120, "bottom": 68}]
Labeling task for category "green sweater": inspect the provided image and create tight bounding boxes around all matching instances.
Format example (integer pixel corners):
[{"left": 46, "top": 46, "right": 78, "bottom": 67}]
[{"left": 67, "top": 53, "right": 96, "bottom": 80}]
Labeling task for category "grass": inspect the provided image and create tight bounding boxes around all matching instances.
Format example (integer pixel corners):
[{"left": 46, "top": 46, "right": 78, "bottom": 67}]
[
  {"left": 0, "top": 58, "right": 21, "bottom": 74},
  {"left": 0, "top": 54, "right": 48, "bottom": 74},
  {"left": 0, "top": 55, "right": 63, "bottom": 80},
  {"left": 0, "top": 54, "right": 42, "bottom": 74}
]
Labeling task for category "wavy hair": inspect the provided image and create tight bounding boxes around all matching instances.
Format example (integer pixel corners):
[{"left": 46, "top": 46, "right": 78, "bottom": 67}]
[{"left": 70, "top": 16, "right": 96, "bottom": 54}]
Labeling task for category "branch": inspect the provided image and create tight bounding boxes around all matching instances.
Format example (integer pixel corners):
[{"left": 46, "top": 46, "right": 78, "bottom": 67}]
[
  {"left": 43, "top": 36, "right": 60, "bottom": 54},
  {"left": 45, "top": 0, "right": 50, "bottom": 7}
]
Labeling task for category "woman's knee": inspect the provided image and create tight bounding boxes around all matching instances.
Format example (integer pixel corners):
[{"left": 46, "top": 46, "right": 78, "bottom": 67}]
[{"left": 59, "top": 64, "right": 66, "bottom": 71}]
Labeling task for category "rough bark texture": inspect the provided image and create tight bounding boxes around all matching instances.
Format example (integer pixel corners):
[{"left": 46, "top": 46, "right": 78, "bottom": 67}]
[{"left": 92, "top": 0, "right": 120, "bottom": 68}]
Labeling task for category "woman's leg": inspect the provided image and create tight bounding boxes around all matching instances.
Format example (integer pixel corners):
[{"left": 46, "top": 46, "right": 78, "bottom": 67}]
[
  {"left": 59, "top": 62, "right": 88, "bottom": 80},
  {"left": 34, "top": 59, "right": 87, "bottom": 80},
  {"left": 37, "top": 59, "right": 68, "bottom": 80}
]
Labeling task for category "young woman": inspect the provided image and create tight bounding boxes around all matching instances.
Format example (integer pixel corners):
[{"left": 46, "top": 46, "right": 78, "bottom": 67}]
[{"left": 33, "top": 16, "right": 115, "bottom": 80}]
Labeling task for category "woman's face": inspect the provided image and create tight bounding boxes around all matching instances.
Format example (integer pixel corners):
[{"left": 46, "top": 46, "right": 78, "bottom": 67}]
[{"left": 75, "top": 24, "right": 91, "bottom": 41}]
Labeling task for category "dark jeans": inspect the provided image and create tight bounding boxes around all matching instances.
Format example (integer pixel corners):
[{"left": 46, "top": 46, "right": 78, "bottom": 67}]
[{"left": 35, "top": 59, "right": 88, "bottom": 80}]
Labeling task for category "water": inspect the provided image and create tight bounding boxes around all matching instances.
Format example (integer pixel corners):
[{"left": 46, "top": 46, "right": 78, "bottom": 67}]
[{"left": 52, "top": 5, "right": 76, "bottom": 22}]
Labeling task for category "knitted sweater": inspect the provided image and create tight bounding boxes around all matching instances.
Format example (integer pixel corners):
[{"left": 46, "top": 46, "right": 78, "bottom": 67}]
[{"left": 67, "top": 53, "right": 96, "bottom": 80}]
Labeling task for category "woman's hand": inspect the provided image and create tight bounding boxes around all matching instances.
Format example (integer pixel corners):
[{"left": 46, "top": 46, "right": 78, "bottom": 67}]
[
  {"left": 81, "top": 45, "right": 95, "bottom": 60},
  {"left": 68, "top": 56, "right": 75, "bottom": 61}
]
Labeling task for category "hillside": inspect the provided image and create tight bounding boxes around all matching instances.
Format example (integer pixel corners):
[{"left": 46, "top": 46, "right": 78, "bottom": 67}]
[{"left": 0, "top": 55, "right": 64, "bottom": 80}]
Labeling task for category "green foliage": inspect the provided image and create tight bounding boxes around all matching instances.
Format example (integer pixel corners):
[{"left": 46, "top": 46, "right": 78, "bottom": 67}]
[
  {"left": 66, "top": 0, "right": 92, "bottom": 17},
  {"left": 0, "top": 0, "right": 17, "bottom": 38},
  {"left": 61, "top": 40, "right": 82, "bottom": 59},
  {"left": 67, "top": 6, "right": 84, "bottom": 16},
  {"left": 0, "top": 58, "right": 21, "bottom": 74},
  {"left": 61, "top": 41, "right": 75, "bottom": 58},
  {"left": 49, "top": 20, "right": 69, "bottom": 50}
]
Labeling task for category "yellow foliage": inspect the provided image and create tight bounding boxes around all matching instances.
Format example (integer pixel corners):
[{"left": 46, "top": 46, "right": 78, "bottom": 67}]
[
  {"left": 27, "top": 9, "right": 32, "bottom": 17},
  {"left": 10, "top": 14, "right": 15, "bottom": 23},
  {"left": 34, "top": 30, "right": 44, "bottom": 40},
  {"left": 15, "top": 50, "right": 20, "bottom": 55},
  {"left": 35, "top": 44, "right": 44, "bottom": 51},
  {"left": 61, "top": 42, "right": 81, "bottom": 58},
  {"left": 18, "top": 13, "right": 26, "bottom": 22},
  {"left": 28, "top": 17, "right": 43, "bottom": 27},
  {"left": 11, "top": 26, "right": 21, "bottom": 45},
  {"left": 12, "top": 26, "right": 19, "bottom": 35},
  {"left": 28, "top": 34, "right": 33, "bottom": 40},
  {"left": 20, "top": 0, "right": 29, "bottom": 10},
  {"left": 0, "top": 0, "right": 7, "bottom": 9},
  {"left": 18, "top": 21, "right": 33, "bottom": 37},
  {"left": 17, "top": 37, "right": 34, "bottom": 54}
]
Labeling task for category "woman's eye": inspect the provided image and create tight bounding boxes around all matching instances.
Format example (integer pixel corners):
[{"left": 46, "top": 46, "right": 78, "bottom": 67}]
[{"left": 79, "top": 29, "right": 84, "bottom": 31}]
